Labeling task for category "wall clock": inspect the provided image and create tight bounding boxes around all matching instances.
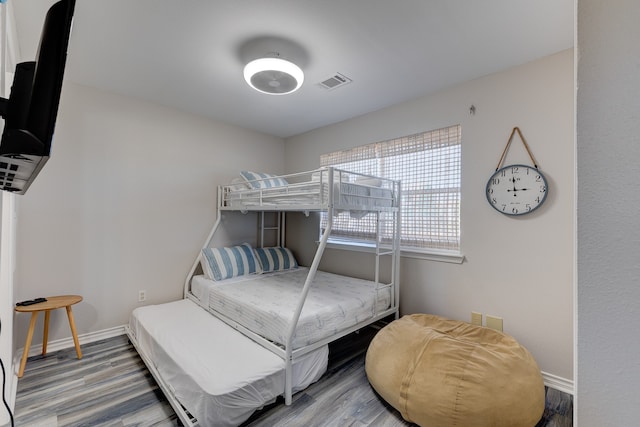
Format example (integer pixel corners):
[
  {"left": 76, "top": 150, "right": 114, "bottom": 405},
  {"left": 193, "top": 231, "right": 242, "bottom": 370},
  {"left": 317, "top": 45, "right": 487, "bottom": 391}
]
[
  {"left": 486, "top": 164, "right": 548, "bottom": 215},
  {"left": 486, "top": 127, "right": 548, "bottom": 216}
]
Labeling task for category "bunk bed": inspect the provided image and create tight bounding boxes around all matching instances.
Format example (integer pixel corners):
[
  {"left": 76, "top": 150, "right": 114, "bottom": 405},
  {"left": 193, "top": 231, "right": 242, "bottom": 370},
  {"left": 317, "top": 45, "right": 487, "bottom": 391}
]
[{"left": 126, "top": 167, "right": 401, "bottom": 426}]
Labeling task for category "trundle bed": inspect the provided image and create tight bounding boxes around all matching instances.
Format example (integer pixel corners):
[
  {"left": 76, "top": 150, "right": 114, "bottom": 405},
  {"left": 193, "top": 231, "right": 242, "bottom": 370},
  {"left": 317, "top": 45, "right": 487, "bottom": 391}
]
[{"left": 126, "top": 167, "right": 401, "bottom": 426}]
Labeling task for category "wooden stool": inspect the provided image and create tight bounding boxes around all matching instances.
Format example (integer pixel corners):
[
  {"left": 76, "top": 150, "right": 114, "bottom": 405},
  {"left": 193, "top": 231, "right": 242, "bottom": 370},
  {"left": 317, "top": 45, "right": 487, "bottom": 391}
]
[{"left": 15, "top": 295, "right": 83, "bottom": 378}]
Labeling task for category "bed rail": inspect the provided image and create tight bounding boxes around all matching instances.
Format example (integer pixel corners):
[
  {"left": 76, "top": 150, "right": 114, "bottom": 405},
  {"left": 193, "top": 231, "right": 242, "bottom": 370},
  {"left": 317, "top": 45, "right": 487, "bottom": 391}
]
[{"left": 219, "top": 166, "right": 400, "bottom": 213}]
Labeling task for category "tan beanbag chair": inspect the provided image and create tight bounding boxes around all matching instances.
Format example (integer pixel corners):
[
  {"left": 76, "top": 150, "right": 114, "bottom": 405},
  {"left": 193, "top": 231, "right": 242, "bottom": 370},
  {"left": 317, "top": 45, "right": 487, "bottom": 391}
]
[{"left": 365, "top": 314, "right": 544, "bottom": 426}]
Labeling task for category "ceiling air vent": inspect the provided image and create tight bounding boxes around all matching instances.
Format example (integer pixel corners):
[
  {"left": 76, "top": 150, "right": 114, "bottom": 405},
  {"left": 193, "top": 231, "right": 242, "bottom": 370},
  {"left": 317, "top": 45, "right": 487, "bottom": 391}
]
[{"left": 319, "top": 73, "right": 352, "bottom": 90}]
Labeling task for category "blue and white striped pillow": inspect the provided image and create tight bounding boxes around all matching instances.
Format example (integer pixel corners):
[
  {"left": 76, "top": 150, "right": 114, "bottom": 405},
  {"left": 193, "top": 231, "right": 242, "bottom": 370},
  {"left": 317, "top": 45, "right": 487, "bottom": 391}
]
[
  {"left": 201, "top": 243, "right": 261, "bottom": 281},
  {"left": 254, "top": 247, "right": 298, "bottom": 273},
  {"left": 240, "top": 171, "right": 288, "bottom": 189}
]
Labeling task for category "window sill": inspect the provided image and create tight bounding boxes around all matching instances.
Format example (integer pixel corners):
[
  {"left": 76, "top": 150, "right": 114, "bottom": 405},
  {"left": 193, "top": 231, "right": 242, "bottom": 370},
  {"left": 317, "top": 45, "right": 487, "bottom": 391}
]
[
  {"left": 401, "top": 248, "right": 465, "bottom": 264},
  {"left": 323, "top": 241, "right": 465, "bottom": 264}
]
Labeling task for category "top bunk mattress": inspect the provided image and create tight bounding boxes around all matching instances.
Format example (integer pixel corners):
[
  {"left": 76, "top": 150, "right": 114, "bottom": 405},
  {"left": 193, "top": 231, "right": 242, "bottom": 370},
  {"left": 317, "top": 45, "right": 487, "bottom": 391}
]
[
  {"left": 191, "top": 267, "right": 391, "bottom": 349},
  {"left": 220, "top": 168, "right": 399, "bottom": 212}
]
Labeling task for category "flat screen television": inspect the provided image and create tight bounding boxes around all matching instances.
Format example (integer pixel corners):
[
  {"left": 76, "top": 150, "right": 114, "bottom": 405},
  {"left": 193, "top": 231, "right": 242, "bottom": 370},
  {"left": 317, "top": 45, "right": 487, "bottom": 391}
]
[{"left": 0, "top": 0, "right": 75, "bottom": 194}]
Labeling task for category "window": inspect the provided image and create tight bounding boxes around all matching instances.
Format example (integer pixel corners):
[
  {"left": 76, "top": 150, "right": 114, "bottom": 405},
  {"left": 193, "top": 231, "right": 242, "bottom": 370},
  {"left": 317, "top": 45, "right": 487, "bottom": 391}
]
[{"left": 320, "top": 124, "right": 461, "bottom": 254}]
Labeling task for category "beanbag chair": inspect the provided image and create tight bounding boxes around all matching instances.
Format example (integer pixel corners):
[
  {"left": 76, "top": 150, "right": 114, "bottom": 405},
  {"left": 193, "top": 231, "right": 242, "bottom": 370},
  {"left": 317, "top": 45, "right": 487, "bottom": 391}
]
[{"left": 365, "top": 314, "right": 544, "bottom": 426}]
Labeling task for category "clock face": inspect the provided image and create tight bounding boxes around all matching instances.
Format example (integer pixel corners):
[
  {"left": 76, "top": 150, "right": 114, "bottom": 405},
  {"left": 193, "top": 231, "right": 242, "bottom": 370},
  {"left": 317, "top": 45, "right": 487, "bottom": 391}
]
[{"left": 486, "top": 164, "right": 548, "bottom": 216}]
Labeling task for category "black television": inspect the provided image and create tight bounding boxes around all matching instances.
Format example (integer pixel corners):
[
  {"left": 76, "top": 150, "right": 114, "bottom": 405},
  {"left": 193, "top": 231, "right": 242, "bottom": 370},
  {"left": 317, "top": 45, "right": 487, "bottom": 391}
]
[{"left": 0, "top": 0, "right": 75, "bottom": 194}]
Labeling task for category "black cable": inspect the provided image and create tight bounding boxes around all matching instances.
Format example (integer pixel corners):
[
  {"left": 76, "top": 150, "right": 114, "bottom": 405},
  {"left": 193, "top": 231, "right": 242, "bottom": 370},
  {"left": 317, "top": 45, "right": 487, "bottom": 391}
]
[
  {"left": 0, "top": 357, "right": 14, "bottom": 427},
  {"left": 0, "top": 318, "right": 15, "bottom": 427}
]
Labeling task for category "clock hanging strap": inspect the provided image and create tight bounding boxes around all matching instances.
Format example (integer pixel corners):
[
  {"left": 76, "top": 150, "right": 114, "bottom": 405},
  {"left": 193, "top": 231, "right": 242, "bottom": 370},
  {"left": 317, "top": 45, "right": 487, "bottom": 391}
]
[{"left": 495, "top": 127, "right": 539, "bottom": 170}]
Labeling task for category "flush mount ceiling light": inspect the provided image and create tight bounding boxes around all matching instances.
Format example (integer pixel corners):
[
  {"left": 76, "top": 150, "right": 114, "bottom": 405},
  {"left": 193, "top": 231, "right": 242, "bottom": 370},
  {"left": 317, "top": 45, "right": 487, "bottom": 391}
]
[{"left": 243, "top": 56, "right": 304, "bottom": 95}]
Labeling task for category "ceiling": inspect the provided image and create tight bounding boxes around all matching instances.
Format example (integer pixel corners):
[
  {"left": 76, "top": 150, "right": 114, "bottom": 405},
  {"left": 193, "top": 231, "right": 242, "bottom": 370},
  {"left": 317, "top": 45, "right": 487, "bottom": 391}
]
[{"left": 11, "top": 0, "right": 574, "bottom": 139}]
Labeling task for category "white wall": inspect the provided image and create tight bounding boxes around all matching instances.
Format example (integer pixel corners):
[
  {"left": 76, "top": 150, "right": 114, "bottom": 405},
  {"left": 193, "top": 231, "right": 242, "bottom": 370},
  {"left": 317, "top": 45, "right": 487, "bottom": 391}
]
[
  {"left": 285, "top": 50, "right": 574, "bottom": 382},
  {"left": 1, "top": 4, "right": 19, "bottom": 423},
  {"left": 577, "top": 1, "right": 640, "bottom": 425},
  {"left": 0, "top": 194, "right": 16, "bottom": 426},
  {"left": 12, "top": 83, "right": 284, "bottom": 346}
]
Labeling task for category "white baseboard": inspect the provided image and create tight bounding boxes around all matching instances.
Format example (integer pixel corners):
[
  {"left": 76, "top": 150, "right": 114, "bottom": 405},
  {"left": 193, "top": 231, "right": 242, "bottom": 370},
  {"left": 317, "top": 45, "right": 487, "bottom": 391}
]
[
  {"left": 542, "top": 371, "right": 574, "bottom": 395},
  {"left": 10, "top": 324, "right": 575, "bottom": 399},
  {"left": 13, "top": 324, "right": 126, "bottom": 366}
]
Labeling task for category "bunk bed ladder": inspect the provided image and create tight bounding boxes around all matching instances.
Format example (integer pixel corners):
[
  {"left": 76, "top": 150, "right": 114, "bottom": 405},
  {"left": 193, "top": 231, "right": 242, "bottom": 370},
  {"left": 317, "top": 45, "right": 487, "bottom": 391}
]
[
  {"left": 373, "top": 207, "right": 401, "bottom": 315},
  {"left": 259, "top": 211, "right": 285, "bottom": 247}
]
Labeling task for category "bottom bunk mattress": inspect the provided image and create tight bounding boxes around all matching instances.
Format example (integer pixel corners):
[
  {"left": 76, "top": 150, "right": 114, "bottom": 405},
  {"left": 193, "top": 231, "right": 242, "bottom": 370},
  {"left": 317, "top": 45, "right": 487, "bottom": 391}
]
[
  {"left": 128, "top": 299, "right": 328, "bottom": 427},
  {"left": 190, "top": 267, "right": 392, "bottom": 349}
]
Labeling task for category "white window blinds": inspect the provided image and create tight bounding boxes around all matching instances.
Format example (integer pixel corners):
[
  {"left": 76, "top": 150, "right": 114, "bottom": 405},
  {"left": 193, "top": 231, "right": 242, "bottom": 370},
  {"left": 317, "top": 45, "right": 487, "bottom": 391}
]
[{"left": 320, "top": 124, "right": 461, "bottom": 252}]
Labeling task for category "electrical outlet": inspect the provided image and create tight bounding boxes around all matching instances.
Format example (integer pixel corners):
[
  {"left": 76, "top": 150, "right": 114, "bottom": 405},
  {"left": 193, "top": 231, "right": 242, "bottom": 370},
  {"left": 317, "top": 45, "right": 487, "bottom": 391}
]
[
  {"left": 486, "top": 315, "right": 503, "bottom": 332},
  {"left": 471, "top": 311, "right": 483, "bottom": 326},
  {"left": 138, "top": 290, "right": 146, "bottom": 302}
]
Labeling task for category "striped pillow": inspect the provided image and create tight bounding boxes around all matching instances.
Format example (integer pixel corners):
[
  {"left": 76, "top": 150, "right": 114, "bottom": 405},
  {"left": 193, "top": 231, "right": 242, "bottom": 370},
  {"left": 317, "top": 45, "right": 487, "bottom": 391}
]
[
  {"left": 240, "top": 171, "right": 288, "bottom": 189},
  {"left": 254, "top": 247, "right": 298, "bottom": 273},
  {"left": 201, "top": 243, "right": 261, "bottom": 281}
]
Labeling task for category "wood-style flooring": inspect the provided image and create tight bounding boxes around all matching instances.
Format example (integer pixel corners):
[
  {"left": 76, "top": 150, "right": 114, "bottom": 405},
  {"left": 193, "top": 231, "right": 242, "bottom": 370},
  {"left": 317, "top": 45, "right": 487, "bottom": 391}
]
[
  {"left": 13, "top": 326, "right": 572, "bottom": 426},
  {"left": 13, "top": 335, "right": 177, "bottom": 426}
]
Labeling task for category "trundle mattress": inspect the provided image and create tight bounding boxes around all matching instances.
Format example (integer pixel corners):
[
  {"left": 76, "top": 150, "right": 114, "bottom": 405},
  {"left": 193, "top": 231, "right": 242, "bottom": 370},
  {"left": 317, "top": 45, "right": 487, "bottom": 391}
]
[{"left": 129, "top": 299, "right": 328, "bottom": 426}]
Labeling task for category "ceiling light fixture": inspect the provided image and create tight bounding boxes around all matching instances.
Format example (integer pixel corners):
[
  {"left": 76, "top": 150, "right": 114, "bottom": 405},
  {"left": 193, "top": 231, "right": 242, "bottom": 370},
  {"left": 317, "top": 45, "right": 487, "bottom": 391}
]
[{"left": 243, "top": 55, "right": 304, "bottom": 95}]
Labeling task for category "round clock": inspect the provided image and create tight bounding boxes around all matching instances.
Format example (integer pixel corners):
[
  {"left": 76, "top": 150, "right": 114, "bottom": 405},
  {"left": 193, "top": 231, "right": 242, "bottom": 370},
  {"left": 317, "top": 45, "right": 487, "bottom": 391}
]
[{"left": 486, "top": 164, "right": 548, "bottom": 216}]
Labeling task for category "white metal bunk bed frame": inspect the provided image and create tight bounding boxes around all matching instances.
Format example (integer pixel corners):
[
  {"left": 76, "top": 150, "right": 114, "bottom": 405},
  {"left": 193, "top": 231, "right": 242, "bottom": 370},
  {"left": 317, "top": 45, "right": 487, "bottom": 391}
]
[{"left": 136, "top": 166, "right": 400, "bottom": 425}]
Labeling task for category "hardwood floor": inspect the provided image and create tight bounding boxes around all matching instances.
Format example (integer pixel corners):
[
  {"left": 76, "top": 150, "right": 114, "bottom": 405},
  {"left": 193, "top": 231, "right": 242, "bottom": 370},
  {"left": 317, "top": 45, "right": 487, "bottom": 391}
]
[
  {"left": 13, "top": 327, "right": 572, "bottom": 426},
  {"left": 13, "top": 335, "right": 178, "bottom": 426},
  {"left": 241, "top": 326, "right": 410, "bottom": 427}
]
